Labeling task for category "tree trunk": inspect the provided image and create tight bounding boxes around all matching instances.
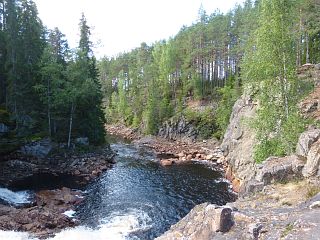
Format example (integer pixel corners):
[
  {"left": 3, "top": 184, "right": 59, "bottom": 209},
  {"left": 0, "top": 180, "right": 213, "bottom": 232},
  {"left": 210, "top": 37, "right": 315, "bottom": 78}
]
[
  {"left": 306, "top": 32, "right": 310, "bottom": 64},
  {"left": 47, "top": 77, "right": 51, "bottom": 136},
  {"left": 67, "top": 102, "right": 75, "bottom": 149}
]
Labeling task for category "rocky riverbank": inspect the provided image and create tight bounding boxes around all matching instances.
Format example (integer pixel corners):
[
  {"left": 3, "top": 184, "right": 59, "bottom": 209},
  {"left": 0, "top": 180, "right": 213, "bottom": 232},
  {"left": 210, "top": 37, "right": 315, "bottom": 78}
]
[
  {"left": 0, "top": 142, "right": 116, "bottom": 238},
  {"left": 0, "top": 187, "right": 83, "bottom": 239},
  {"left": 0, "top": 145, "right": 116, "bottom": 189},
  {"left": 157, "top": 181, "right": 320, "bottom": 240}
]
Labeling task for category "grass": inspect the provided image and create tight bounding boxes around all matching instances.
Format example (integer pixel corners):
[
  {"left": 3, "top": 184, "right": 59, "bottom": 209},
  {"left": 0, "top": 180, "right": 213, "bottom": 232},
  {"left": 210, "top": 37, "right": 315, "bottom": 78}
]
[
  {"left": 306, "top": 185, "right": 320, "bottom": 199},
  {"left": 281, "top": 223, "right": 294, "bottom": 238}
]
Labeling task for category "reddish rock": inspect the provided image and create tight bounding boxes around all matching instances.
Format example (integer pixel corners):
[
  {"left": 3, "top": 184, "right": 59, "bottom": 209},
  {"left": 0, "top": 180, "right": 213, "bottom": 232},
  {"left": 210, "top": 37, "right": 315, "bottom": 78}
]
[
  {"left": 160, "top": 159, "right": 174, "bottom": 166},
  {"left": 186, "top": 154, "right": 193, "bottom": 161},
  {"left": 225, "top": 166, "right": 234, "bottom": 182},
  {"left": 232, "top": 178, "right": 241, "bottom": 193}
]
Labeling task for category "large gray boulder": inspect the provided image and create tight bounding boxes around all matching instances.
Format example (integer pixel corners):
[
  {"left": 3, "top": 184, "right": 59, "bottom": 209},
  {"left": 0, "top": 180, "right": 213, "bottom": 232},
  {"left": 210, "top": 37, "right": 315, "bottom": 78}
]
[
  {"left": 156, "top": 203, "right": 234, "bottom": 240},
  {"left": 302, "top": 139, "right": 320, "bottom": 177},
  {"left": 296, "top": 128, "right": 320, "bottom": 157},
  {"left": 255, "top": 155, "right": 305, "bottom": 185},
  {"left": 20, "top": 138, "right": 52, "bottom": 158},
  {"left": 75, "top": 137, "right": 89, "bottom": 146}
]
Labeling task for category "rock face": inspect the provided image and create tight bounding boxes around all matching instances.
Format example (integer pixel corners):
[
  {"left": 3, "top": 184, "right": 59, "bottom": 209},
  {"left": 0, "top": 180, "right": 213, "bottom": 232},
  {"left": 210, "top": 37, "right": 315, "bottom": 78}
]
[
  {"left": 302, "top": 139, "right": 320, "bottom": 177},
  {"left": 221, "top": 95, "right": 257, "bottom": 189},
  {"left": 296, "top": 128, "right": 320, "bottom": 157},
  {"left": 156, "top": 203, "right": 234, "bottom": 240},
  {"left": 157, "top": 184, "right": 320, "bottom": 240},
  {"left": 158, "top": 116, "right": 198, "bottom": 142},
  {"left": 20, "top": 138, "right": 53, "bottom": 158},
  {"left": 300, "top": 87, "right": 320, "bottom": 121},
  {"left": 255, "top": 155, "right": 305, "bottom": 185}
]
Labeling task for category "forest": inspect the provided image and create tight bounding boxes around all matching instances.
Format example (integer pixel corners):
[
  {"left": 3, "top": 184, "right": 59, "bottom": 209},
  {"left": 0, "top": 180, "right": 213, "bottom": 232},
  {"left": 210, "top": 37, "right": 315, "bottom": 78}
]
[
  {"left": 1, "top": 0, "right": 320, "bottom": 162},
  {"left": 0, "top": 0, "right": 105, "bottom": 154},
  {"left": 99, "top": 0, "right": 320, "bottom": 162}
]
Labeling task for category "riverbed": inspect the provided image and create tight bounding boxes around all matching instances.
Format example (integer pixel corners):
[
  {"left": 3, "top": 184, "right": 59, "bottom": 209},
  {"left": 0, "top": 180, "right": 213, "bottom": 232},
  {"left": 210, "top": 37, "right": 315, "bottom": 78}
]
[{"left": 0, "top": 141, "right": 235, "bottom": 240}]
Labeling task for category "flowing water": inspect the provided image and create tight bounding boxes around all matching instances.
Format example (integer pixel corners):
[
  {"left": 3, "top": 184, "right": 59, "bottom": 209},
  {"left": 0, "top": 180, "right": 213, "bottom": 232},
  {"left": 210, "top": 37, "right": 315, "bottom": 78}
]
[{"left": 0, "top": 141, "right": 236, "bottom": 240}]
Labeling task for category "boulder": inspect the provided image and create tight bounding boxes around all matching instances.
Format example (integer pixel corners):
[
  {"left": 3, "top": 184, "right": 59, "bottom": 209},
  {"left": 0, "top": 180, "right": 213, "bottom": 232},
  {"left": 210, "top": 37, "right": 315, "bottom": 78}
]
[
  {"left": 0, "top": 123, "right": 9, "bottom": 133},
  {"left": 211, "top": 206, "right": 234, "bottom": 232},
  {"left": 255, "top": 155, "right": 305, "bottom": 185},
  {"left": 315, "top": 63, "right": 320, "bottom": 70},
  {"left": 302, "top": 139, "right": 320, "bottom": 177},
  {"left": 160, "top": 159, "right": 174, "bottom": 166},
  {"left": 296, "top": 128, "right": 320, "bottom": 157},
  {"left": 247, "top": 223, "right": 263, "bottom": 239},
  {"left": 75, "top": 137, "right": 89, "bottom": 146},
  {"left": 156, "top": 203, "right": 234, "bottom": 240},
  {"left": 20, "top": 138, "right": 52, "bottom": 158}
]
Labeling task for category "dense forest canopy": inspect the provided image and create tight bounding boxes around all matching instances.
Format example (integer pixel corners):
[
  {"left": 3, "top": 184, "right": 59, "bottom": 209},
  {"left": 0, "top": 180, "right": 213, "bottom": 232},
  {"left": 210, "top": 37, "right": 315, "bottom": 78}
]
[{"left": 0, "top": 0, "right": 105, "bottom": 152}]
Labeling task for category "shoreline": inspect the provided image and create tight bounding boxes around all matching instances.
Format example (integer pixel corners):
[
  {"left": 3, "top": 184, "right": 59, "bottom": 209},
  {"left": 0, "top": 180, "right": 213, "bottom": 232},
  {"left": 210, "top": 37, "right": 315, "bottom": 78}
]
[{"left": 0, "top": 144, "right": 116, "bottom": 239}]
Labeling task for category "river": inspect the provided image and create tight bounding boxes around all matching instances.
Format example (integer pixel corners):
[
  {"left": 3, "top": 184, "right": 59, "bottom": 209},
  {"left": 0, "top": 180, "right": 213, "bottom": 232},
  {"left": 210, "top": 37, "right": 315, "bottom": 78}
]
[{"left": 0, "top": 141, "right": 236, "bottom": 240}]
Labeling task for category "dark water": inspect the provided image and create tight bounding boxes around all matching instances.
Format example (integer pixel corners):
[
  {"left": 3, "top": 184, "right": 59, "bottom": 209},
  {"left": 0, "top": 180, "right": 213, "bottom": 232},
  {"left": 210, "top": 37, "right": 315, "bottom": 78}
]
[{"left": 76, "top": 142, "right": 236, "bottom": 240}]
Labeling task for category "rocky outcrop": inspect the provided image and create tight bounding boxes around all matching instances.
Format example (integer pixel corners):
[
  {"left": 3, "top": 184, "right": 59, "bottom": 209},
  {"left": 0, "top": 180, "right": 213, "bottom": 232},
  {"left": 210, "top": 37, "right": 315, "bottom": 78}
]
[
  {"left": 302, "top": 138, "right": 320, "bottom": 177},
  {"left": 158, "top": 116, "right": 198, "bottom": 142},
  {"left": 296, "top": 128, "right": 320, "bottom": 157},
  {"left": 300, "top": 87, "right": 320, "bottom": 121},
  {"left": 157, "top": 183, "right": 320, "bottom": 240},
  {"left": 255, "top": 155, "right": 305, "bottom": 185},
  {"left": 75, "top": 137, "right": 89, "bottom": 146},
  {"left": 19, "top": 138, "right": 53, "bottom": 158},
  {"left": 0, "top": 146, "right": 115, "bottom": 189},
  {"left": 0, "top": 187, "right": 83, "bottom": 239},
  {"left": 156, "top": 203, "right": 234, "bottom": 240},
  {"left": 220, "top": 95, "right": 257, "bottom": 190}
]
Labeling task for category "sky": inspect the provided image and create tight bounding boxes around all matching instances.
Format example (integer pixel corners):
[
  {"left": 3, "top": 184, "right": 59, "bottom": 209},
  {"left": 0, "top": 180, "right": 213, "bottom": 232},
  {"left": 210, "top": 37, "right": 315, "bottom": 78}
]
[{"left": 33, "top": 0, "right": 244, "bottom": 59}]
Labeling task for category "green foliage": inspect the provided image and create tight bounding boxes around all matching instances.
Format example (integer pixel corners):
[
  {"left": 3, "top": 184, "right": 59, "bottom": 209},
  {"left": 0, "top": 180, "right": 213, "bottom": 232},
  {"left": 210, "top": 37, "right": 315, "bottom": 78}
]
[
  {"left": 184, "top": 108, "right": 217, "bottom": 139},
  {"left": 215, "top": 85, "right": 239, "bottom": 139},
  {"left": 0, "top": 2, "right": 106, "bottom": 150},
  {"left": 242, "top": 0, "right": 309, "bottom": 162},
  {"left": 99, "top": 2, "right": 259, "bottom": 133}
]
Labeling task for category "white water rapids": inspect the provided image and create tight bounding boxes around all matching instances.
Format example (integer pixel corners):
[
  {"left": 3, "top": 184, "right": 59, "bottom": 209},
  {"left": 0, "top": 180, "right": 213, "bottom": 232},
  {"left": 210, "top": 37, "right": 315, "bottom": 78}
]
[
  {"left": 0, "top": 209, "right": 152, "bottom": 240},
  {"left": 0, "top": 187, "right": 32, "bottom": 206}
]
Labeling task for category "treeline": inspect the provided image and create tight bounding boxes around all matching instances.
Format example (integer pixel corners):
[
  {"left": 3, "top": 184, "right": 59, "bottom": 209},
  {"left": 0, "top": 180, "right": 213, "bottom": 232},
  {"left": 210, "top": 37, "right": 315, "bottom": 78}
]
[
  {"left": 0, "top": 0, "right": 105, "bottom": 147},
  {"left": 99, "top": 1, "right": 256, "bottom": 135},
  {"left": 100, "top": 0, "right": 320, "bottom": 161}
]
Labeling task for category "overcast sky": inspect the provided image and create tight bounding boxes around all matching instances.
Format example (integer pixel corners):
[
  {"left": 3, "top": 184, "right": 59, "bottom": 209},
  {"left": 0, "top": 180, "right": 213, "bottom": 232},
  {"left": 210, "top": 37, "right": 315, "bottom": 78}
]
[{"left": 33, "top": 0, "right": 244, "bottom": 58}]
